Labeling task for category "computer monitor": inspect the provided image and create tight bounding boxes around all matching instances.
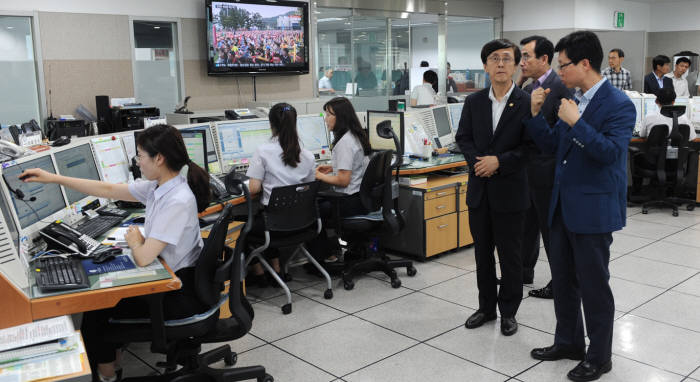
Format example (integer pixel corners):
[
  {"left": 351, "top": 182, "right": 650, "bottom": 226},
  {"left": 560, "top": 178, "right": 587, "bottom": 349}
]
[
  {"left": 0, "top": 189, "right": 25, "bottom": 289},
  {"left": 366, "top": 110, "right": 404, "bottom": 153},
  {"left": 431, "top": 105, "right": 454, "bottom": 147},
  {"left": 215, "top": 120, "right": 272, "bottom": 172},
  {"left": 182, "top": 124, "right": 222, "bottom": 174},
  {"left": 644, "top": 97, "right": 659, "bottom": 117},
  {"left": 53, "top": 143, "right": 102, "bottom": 206},
  {"left": 91, "top": 136, "right": 131, "bottom": 184},
  {"left": 180, "top": 129, "right": 208, "bottom": 173},
  {"left": 629, "top": 97, "right": 643, "bottom": 132},
  {"left": 120, "top": 131, "right": 138, "bottom": 163},
  {"left": 448, "top": 103, "right": 464, "bottom": 133},
  {"left": 297, "top": 115, "right": 329, "bottom": 154},
  {"left": 1, "top": 154, "right": 68, "bottom": 233}
]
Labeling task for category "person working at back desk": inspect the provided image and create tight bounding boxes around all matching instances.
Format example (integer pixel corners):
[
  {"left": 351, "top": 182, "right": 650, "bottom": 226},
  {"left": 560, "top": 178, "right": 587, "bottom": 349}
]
[
  {"left": 245, "top": 102, "right": 316, "bottom": 287},
  {"left": 309, "top": 97, "right": 371, "bottom": 265},
  {"left": 19, "top": 125, "right": 212, "bottom": 382}
]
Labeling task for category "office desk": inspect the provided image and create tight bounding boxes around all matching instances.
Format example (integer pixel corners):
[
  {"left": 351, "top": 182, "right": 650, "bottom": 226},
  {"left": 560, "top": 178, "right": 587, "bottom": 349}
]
[{"left": 398, "top": 154, "right": 466, "bottom": 175}]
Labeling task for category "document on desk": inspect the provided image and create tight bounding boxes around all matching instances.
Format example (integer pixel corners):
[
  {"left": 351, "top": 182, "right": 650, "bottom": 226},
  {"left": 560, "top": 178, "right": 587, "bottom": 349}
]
[
  {"left": 0, "top": 316, "right": 74, "bottom": 353},
  {"left": 102, "top": 226, "right": 144, "bottom": 246},
  {"left": 0, "top": 332, "right": 84, "bottom": 382}
]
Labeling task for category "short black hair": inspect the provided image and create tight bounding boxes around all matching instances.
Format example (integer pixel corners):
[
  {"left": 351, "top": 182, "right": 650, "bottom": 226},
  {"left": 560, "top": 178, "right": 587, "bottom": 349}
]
[
  {"left": 609, "top": 48, "right": 625, "bottom": 58},
  {"left": 520, "top": 35, "right": 554, "bottom": 64},
  {"left": 652, "top": 55, "right": 671, "bottom": 71},
  {"left": 480, "top": 39, "right": 521, "bottom": 65},
  {"left": 554, "top": 31, "right": 603, "bottom": 73},
  {"left": 420, "top": 61, "right": 429, "bottom": 67},
  {"left": 656, "top": 86, "right": 676, "bottom": 106},
  {"left": 676, "top": 57, "right": 691, "bottom": 66},
  {"left": 423, "top": 70, "right": 438, "bottom": 92}
]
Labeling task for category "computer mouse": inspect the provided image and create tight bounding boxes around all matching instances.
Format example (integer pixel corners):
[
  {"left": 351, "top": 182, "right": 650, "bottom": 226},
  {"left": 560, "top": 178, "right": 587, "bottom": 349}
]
[
  {"left": 18, "top": 173, "right": 34, "bottom": 181},
  {"left": 92, "top": 247, "right": 123, "bottom": 264},
  {"left": 52, "top": 136, "right": 71, "bottom": 147}
]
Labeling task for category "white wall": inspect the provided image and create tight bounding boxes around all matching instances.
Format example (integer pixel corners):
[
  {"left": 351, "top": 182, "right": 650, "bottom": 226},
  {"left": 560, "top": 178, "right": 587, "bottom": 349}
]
[
  {"left": 503, "top": 0, "right": 575, "bottom": 31},
  {"left": 411, "top": 20, "right": 493, "bottom": 70},
  {"left": 573, "top": 0, "right": 650, "bottom": 31},
  {"left": 650, "top": 1, "right": 700, "bottom": 32}
]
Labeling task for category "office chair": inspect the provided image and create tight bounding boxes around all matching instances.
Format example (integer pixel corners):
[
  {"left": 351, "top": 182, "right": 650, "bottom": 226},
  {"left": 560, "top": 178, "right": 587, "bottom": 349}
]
[
  {"left": 630, "top": 125, "right": 680, "bottom": 215},
  {"left": 245, "top": 181, "right": 333, "bottom": 315},
  {"left": 104, "top": 188, "right": 272, "bottom": 381},
  {"left": 667, "top": 122, "right": 697, "bottom": 211},
  {"left": 322, "top": 124, "right": 416, "bottom": 290}
]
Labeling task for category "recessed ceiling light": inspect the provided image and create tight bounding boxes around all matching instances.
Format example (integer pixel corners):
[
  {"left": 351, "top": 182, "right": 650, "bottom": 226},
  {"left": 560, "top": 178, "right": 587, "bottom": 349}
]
[
  {"left": 154, "top": 26, "right": 161, "bottom": 29},
  {"left": 7, "top": 26, "right": 15, "bottom": 29}
]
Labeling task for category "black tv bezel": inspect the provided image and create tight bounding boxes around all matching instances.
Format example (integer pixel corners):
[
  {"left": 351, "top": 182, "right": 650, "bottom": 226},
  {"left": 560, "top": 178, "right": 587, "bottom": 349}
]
[{"left": 206, "top": 0, "right": 310, "bottom": 76}]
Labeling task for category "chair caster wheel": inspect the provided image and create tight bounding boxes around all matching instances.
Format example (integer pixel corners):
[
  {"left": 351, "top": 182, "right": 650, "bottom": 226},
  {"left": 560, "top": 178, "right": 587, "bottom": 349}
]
[
  {"left": 406, "top": 266, "right": 417, "bottom": 277},
  {"left": 323, "top": 289, "right": 333, "bottom": 299},
  {"left": 259, "top": 374, "right": 274, "bottom": 382},
  {"left": 389, "top": 270, "right": 398, "bottom": 279},
  {"left": 688, "top": 205, "right": 696, "bottom": 211},
  {"left": 224, "top": 352, "right": 237, "bottom": 366},
  {"left": 673, "top": 211, "right": 679, "bottom": 217},
  {"left": 642, "top": 208, "right": 648, "bottom": 214},
  {"left": 391, "top": 278, "right": 401, "bottom": 288},
  {"left": 344, "top": 281, "right": 354, "bottom": 290},
  {"left": 281, "top": 303, "right": 292, "bottom": 315}
]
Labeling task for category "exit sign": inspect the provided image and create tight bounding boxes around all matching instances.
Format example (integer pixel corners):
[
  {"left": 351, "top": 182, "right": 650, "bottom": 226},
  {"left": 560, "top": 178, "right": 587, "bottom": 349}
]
[{"left": 614, "top": 11, "right": 625, "bottom": 28}]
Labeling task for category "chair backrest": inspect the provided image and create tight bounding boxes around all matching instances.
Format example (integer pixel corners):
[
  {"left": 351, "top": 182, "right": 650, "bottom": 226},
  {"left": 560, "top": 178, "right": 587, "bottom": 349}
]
[
  {"left": 263, "top": 181, "right": 320, "bottom": 232},
  {"left": 358, "top": 151, "right": 392, "bottom": 213},
  {"left": 195, "top": 203, "right": 235, "bottom": 306}
]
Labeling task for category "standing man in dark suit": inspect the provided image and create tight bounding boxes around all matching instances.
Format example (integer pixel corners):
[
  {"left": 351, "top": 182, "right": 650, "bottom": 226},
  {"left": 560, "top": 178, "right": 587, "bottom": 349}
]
[
  {"left": 517, "top": 35, "right": 572, "bottom": 299},
  {"left": 455, "top": 39, "right": 532, "bottom": 336},
  {"left": 643, "top": 55, "right": 674, "bottom": 95},
  {"left": 526, "top": 31, "right": 635, "bottom": 381}
]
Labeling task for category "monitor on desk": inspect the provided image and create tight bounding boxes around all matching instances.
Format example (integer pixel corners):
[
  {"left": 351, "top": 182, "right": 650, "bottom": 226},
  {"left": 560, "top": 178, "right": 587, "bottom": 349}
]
[
  {"left": 628, "top": 97, "right": 643, "bottom": 133},
  {"left": 431, "top": 105, "right": 455, "bottom": 147},
  {"left": 366, "top": 110, "right": 404, "bottom": 153},
  {"left": 644, "top": 96, "right": 659, "bottom": 117},
  {"left": 214, "top": 120, "right": 272, "bottom": 173},
  {"left": 53, "top": 143, "right": 102, "bottom": 206},
  {"left": 448, "top": 103, "right": 463, "bottom": 133},
  {"left": 297, "top": 115, "right": 329, "bottom": 154},
  {"left": 91, "top": 136, "right": 131, "bottom": 184},
  {"left": 120, "top": 131, "right": 138, "bottom": 164},
  {"left": 180, "top": 129, "right": 208, "bottom": 173},
  {"left": 0, "top": 189, "right": 24, "bottom": 289},
  {"left": 181, "top": 124, "right": 222, "bottom": 174},
  {"left": 1, "top": 154, "right": 68, "bottom": 235}
]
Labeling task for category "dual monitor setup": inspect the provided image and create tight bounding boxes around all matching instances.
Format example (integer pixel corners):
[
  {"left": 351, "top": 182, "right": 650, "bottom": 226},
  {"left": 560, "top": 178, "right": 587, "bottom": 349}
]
[{"left": 625, "top": 92, "right": 700, "bottom": 133}]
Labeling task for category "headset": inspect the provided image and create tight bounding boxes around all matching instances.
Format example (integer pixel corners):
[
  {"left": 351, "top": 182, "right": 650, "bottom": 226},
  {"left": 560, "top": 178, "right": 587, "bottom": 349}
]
[{"left": 2, "top": 173, "right": 36, "bottom": 202}]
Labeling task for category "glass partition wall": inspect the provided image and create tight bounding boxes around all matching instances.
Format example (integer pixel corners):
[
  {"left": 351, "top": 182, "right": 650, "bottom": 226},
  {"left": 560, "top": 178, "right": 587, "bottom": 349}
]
[{"left": 316, "top": 8, "right": 494, "bottom": 97}]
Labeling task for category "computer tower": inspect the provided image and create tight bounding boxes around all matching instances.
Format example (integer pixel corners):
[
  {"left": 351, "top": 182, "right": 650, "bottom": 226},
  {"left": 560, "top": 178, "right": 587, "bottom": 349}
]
[{"left": 95, "top": 95, "right": 112, "bottom": 133}]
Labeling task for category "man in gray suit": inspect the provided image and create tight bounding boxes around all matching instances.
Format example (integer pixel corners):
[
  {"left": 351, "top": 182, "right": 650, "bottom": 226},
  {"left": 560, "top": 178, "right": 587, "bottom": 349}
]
[{"left": 517, "top": 36, "right": 572, "bottom": 299}]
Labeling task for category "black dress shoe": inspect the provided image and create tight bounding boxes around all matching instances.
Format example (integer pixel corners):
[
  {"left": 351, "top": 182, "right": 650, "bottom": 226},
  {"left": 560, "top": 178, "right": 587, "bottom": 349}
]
[
  {"left": 529, "top": 282, "right": 553, "bottom": 299},
  {"left": 464, "top": 311, "right": 497, "bottom": 329},
  {"left": 567, "top": 360, "right": 612, "bottom": 382},
  {"left": 531, "top": 344, "right": 586, "bottom": 361},
  {"left": 500, "top": 317, "right": 518, "bottom": 336}
]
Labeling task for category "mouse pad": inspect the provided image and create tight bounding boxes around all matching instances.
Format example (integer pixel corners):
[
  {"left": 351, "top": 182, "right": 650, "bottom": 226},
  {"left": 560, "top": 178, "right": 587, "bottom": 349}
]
[{"left": 82, "top": 255, "right": 136, "bottom": 275}]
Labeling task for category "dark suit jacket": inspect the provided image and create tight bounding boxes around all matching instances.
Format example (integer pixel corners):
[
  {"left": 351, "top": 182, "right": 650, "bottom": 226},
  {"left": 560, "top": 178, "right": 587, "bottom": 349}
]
[
  {"left": 643, "top": 72, "right": 674, "bottom": 95},
  {"left": 455, "top": 85, "right": 532, "bottom": 213},
  {"left": 523, "top": 72, "right": 572, "bottom": 188},
  {"left": 524, "top": 79, "right": 635, "bottom": 234}
]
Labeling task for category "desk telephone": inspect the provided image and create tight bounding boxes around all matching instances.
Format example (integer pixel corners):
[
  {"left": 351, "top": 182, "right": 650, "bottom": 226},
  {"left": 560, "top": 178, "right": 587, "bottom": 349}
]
[{"left": 39, "top": 221, "right": 101, "bottom": 257}]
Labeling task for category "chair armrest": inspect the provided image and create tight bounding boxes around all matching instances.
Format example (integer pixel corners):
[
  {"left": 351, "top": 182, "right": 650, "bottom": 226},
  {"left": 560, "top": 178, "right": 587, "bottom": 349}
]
[{"left": 317, "top": 190, "right": 349, "bottom": 199}]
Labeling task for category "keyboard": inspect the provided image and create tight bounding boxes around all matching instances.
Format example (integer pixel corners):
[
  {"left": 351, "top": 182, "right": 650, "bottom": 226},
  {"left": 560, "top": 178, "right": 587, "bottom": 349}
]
[
  {"left": 33, "top": 257, "right": 89, "bottom": 292},
  {"left": 73, "top": 215, "right": 124, "bottom": 239}
]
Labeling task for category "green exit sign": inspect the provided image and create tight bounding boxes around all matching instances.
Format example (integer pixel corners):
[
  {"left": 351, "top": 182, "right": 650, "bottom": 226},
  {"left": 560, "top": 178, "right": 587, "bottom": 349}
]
[{"left": 614, "top": 11, "right": 625, "bottom": 28}]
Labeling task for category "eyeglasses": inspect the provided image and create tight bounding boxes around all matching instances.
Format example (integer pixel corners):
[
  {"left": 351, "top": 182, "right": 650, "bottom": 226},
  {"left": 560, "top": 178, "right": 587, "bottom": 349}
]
[
  {"left": 521, "top": 53, "right": 534, "bottom": 61},
  {"left": 487, "top": 55, "right": 514, "bottom": 64},
  {"left": 559, "top": 61, "right": 574, "bottom": 70}
]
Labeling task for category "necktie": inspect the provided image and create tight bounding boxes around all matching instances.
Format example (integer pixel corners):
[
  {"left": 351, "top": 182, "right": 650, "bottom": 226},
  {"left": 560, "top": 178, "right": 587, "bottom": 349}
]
[{"left": 531, "top": 80, "right": 540, "bottom": 90}]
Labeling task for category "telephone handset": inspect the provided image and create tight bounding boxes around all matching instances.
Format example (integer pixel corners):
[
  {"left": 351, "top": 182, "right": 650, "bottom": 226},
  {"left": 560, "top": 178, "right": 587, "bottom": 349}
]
[
  {"left": 210, "top": 176, "right": 229, "bottom": 199},
  {"left": 39, "top": 221, "right": 100, "bottom": 256}
]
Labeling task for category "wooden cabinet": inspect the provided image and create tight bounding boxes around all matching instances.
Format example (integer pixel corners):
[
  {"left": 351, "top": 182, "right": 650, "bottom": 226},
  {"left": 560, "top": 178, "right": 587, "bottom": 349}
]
[
  {"left": 424, "top": 195, "right": 457, "bottom": 219},
  {"left": 426, "top": 213, "right": 458, "bottom": 257}
]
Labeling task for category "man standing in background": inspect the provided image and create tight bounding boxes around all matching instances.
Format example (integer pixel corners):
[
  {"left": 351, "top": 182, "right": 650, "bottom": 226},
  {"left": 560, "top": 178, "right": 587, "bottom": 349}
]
[
  {"left": 665, "top": 57, "right": 691, "bottom": 97},
  {"left": 517, "top": 35, "right": 571, "bottom": 300},
  {"left": 644, "top": 55, "right": 673, "bottom": 95},
  {"left": 602, "top": 49, "right": 632, "bottom": 91}
]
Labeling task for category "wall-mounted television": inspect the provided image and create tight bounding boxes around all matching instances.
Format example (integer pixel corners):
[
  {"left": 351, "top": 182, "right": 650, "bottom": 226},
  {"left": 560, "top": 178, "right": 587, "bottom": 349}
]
[{"left": 206, "top": 0, "right": 309, "bottom": 76}]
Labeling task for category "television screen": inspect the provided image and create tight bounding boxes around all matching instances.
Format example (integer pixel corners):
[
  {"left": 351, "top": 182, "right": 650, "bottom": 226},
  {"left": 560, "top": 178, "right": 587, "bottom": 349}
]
[{"left": 206, "top": 0, "right": 309, "bottom": 75}]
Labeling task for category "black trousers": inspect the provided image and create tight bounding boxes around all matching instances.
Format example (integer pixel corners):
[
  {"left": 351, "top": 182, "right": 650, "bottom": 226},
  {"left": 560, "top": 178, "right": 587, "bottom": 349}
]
[
  {"left": 468, "top": 197, "right": 526, "bottom": 318},
  {"left": 521, "top": 184, "right": 553, "bottom": 281},
  {"left": 550, "top": 203, "right": 614, "bottom": 365},
  {"left": 307, "top": 192, "right": 367, "bottom": 261},
  {"left": 81, "top": 267, "right": 207, "bottom": 364}
]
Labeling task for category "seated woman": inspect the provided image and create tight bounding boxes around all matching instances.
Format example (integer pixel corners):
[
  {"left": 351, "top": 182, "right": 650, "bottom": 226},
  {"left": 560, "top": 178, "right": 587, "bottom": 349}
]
[
  {"left": 20, "top": 125, "right": 211, "bottom": 382},
  {"left": 245, "top": 102, "right": 316, "bottom": 287},
  {"left": 411, "top": 70, "right": 438, "bottom": 106},
  {"left": 309, "top": 97, "right": 371, "bottom": 263}
]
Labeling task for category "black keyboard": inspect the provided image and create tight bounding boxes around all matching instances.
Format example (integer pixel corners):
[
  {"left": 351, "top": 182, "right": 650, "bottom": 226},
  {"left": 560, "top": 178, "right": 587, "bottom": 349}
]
[
  {"left": 34, "top": 257, "right": 89, "bottom": 292},
  {"left": 74, "top": 216, "right": 124, "bottom": 238}
]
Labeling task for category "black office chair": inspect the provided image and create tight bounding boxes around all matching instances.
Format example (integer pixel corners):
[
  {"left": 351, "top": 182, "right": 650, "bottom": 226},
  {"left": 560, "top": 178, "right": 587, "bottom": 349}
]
[
  {"left": 245, "top": 181, "right": 333, "bottom": 315},
  {"left": 104, "top": 185, "right": 272, "bottom": 382},
  {"left": 629, "top": 124, "right": 678, "bottom": 215},
  {"left": 323, "top": 123, "right": 416, "bottom": 290},
  {"left": 667, "top": 120, "right": 697, "bottom": 211}
]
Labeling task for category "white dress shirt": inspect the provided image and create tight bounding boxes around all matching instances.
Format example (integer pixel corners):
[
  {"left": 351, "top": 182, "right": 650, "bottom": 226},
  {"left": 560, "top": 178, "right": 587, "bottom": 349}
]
[
  {"left": 410, "top": 83, "right": 437, "bottom": 106},
  {"left": 641, "top": 113, "right": 696, "bottom": 141},
  {"left": 665, "top": 73, "right": 690, "bottom": 97},
  {"left": 488, "top": 81, "right": 516, "bottom": 132}
]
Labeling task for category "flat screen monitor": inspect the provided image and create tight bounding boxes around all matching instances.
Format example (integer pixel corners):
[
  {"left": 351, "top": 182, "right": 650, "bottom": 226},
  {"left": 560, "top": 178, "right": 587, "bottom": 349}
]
[
  {"left": 448, "top": 103, "right": 463, "bottom": 133},
  {"left": 629, "top": 97, "right": 643, "bottom": 131},
  {"left": 432, "top": 106, "right": 454, "bottom": 146},
  {"left": 53, "top": 143, "right": 101, "bottom": 205},
  {"left": 91, "top": 136, "right": 131, "bottom": 184},
  {"left": 215, "top": 120, "right": 272, "bottom": 172},
  {"left": 644, "top": 97, "right": 659, "bottom": 117},
  {"left": 180, "top": 129, "right": 208, "bottom": 172},
  {"left": 366, "top": 110, "right": 404, "bottom": 153},
  {"left": 182, "top": 125, "right": 222, "bottom": 174},
  {"left": 297, "top": 115, "right": 329, "bottom": 152},
  {"left": 2, "top": 155, "right": 67, "bottom": 231},
  {"left": 206, "top": 0, "right": 309, "bottom": 75},
  {"left": 121, "top": 131, "right": 137, "bottom": 163}
]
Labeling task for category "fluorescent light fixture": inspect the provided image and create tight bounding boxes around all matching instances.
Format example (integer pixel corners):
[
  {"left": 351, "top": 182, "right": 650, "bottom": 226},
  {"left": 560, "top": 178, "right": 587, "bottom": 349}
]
[
  {"left": 318, "top": 17, "right": 344, "bottom": 22},
  {"left": 154, "top": 26, "right": 161, "bottom": 29}
]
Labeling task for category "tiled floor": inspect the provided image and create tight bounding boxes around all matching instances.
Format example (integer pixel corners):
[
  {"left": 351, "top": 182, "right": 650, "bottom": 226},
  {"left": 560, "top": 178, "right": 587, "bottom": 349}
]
[{"left": 119, "top": 206, "right": 700, "bottom": 382}]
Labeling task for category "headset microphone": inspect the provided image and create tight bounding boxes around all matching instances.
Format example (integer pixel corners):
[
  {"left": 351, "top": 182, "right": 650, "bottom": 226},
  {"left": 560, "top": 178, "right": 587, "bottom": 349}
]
[{"left": 2, "top": 174, "right": 36, "bottom": 202}]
